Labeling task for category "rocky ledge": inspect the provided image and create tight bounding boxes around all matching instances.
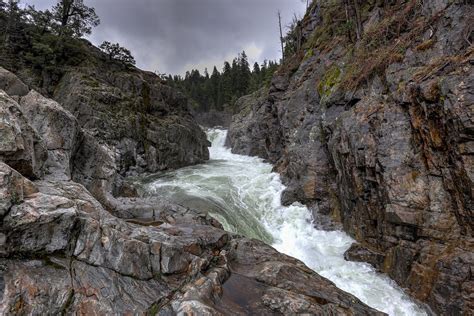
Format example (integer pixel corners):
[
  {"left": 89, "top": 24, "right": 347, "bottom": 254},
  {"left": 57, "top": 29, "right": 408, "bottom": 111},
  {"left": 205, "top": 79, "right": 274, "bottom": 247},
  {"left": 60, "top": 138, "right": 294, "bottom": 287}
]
[
  {"left": 227, "top": 0, "right": 473, "bottom": 314},
  {"left": 0, "top": 67, "right": 382, "bottom": 314}
]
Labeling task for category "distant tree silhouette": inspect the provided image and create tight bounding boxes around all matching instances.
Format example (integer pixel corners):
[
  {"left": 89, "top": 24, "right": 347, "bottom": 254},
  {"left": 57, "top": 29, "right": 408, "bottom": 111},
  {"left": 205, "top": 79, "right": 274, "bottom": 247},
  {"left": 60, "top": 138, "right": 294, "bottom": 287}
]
[
  {"left": 100, "top": 41, "right": 136, "bottom": 65},
  {"left": 166, "top": 51, "right": 279, "bottom": 113}
]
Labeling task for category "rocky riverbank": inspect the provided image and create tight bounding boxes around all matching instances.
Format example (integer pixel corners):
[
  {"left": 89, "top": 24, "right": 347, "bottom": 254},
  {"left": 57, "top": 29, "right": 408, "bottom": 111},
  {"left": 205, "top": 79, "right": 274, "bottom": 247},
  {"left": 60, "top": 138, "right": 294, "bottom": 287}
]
[
  {"left": 0, "top": 61, "right": 382, "bottom": 314},
  {"left": 227, "top": 1, "right": 473, "bottom": 314}
]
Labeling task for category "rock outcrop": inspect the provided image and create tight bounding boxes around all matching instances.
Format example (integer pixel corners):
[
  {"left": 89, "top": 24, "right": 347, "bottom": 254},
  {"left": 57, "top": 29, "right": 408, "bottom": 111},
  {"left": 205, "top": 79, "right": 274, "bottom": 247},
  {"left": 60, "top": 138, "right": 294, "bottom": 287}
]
[
  {"left": 53, "top": 65, "right": 210, "bottom": 176},
  {"left": 19, "top": 90, "right": 80, "bottom": 181},
  {"left": 0, "top": 61, "right": 382, "bottom": 314},
  {"left": 0, "top": 90, "right": 47, "bottom": 179},
  {"left": 227, "top": 0, "right": 473, "bottom": 314}
]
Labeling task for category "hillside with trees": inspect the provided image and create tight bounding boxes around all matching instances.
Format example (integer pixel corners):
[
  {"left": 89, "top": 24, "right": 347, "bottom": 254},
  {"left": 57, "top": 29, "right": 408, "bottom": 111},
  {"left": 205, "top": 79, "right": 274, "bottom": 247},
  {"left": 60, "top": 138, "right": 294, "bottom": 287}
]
[{"left": 0, "top": 0, "right": 135, "bottom": 93}]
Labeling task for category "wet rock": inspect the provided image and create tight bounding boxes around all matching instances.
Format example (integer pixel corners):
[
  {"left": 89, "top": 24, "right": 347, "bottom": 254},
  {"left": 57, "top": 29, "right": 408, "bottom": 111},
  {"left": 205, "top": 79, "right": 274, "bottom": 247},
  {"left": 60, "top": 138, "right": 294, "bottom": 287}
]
[
  {"left": 226, "top": 88, "right": 282, "bottom": 159},
  {"left": 0, "top": 258, "right": 172, "bottom": 315},
  {"left": 165, "top": 238, "right": 383, "bottom": 315},
  {"left": 344, "top": 243, "right": 386, "bottom": 270},
  {"left": 227, "top": 238, "right": 383, "bottom": 315},
  {"left": 4, "top": 190, "right": 78, "bottom": 254}
]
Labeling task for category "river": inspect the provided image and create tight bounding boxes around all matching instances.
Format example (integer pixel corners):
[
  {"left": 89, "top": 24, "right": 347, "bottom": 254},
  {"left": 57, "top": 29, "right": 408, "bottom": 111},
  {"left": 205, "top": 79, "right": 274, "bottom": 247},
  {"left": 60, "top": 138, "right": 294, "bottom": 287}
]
[{"left": 135, "top": 128, "right": 427, "bottom": 315}]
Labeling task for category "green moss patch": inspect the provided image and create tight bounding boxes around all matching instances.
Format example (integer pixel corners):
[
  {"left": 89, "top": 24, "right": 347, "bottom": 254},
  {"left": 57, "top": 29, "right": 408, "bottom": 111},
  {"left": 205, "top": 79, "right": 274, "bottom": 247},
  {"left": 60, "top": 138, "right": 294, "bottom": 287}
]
[{"left": 317, "top": 65, "right": 341, "bottom": 98}]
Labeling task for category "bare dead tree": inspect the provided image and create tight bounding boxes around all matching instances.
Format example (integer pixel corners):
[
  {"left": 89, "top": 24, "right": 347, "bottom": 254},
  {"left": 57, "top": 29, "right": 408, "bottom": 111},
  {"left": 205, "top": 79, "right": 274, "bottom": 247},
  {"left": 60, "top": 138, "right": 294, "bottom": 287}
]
[
  {"left": 352, "top": 0, "right": 363, "bottom": 40},
  {"left": 278, "top": 10, "right": 284, "bottom": 61},
  {"left": 343, "top": 0, "right": 363, "bottom": 42}
]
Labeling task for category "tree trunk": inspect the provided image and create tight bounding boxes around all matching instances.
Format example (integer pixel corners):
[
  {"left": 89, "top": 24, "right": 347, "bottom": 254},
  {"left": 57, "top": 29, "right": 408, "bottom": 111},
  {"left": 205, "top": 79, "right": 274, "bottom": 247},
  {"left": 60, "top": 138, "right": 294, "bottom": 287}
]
[
  {"left": 61, "top": 0, "right": 74, "bottom": 27},
  {"left": 278, "top": 11, "right": 284, "bottom": 61},
  {"left": 343, "top": 0, "right": 353, "bottom": 42},
  {"left": 353, "top": 0, "right": 363, "bottom": 40}
]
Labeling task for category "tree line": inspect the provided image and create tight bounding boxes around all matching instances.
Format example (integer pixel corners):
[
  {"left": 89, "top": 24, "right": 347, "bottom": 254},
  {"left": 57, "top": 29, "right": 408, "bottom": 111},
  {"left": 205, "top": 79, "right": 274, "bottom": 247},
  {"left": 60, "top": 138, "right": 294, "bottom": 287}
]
[{"left": 166, "top": 51, "right": 279, "bottom": 113}]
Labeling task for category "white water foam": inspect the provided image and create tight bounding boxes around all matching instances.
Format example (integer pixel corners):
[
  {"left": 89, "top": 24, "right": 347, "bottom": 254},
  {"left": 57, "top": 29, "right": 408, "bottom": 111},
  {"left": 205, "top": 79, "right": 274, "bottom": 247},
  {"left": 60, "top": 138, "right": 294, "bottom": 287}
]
[{"left": 144, "top": 128, "right": 427, "bottom": 315}]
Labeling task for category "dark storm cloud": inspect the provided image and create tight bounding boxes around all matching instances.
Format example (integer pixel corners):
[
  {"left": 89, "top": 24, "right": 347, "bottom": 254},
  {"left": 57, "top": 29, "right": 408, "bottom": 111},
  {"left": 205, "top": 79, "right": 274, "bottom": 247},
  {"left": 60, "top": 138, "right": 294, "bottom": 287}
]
[{"left": 28, "top": 0, "right": 306, "bottom": 74}]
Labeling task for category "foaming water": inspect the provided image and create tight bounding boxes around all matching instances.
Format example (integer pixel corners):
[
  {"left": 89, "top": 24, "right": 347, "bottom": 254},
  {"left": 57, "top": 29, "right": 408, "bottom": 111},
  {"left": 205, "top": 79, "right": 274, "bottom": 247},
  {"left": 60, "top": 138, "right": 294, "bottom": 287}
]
[{"left": 139, "top": 128, "right": 426, "bottom": 316}]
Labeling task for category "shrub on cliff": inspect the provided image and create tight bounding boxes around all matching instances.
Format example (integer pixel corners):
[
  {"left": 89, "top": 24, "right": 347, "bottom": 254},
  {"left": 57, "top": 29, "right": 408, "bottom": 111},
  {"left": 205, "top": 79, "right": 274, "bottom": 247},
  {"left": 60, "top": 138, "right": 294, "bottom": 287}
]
[{"left": 99, "top": 41, "right": 136, "bottom": 66}]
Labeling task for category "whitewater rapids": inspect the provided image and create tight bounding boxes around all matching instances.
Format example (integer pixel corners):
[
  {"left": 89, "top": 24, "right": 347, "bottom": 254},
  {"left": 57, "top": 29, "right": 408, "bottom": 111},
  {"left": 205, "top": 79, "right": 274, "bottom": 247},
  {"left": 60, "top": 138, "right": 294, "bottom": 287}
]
[{"left": 137, "top": 128, "right": 427, "bottom": 316}]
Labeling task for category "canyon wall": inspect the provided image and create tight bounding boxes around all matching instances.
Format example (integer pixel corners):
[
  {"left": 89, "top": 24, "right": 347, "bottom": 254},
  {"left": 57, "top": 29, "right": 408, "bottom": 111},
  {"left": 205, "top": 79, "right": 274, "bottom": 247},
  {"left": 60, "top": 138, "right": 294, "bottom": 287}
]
[{"left": 227, "top": 1, "right": 473, "bottom": 314}]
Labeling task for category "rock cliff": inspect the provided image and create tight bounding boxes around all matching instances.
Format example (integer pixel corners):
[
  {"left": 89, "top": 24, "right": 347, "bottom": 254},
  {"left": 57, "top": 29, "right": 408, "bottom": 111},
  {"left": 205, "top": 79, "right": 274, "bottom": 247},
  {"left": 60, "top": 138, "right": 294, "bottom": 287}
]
[
  {"left": 227, "top": 0, "right": 473, "bottom": 314},
  {"left": 0, "top": 60, "right": 381, "bottom": 313}
]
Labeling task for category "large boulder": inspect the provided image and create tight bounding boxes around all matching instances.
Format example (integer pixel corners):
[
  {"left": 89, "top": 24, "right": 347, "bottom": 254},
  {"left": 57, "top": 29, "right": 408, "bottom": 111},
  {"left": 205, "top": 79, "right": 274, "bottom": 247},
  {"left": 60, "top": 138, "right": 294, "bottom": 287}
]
[
  {"left": 0, "top": 67, "right": 29, "bottom": 98},
  {"left": 0, "top": 91, "right": 47, "bottom": 179},
  {"left": 0, "top": 162, "right": 38, "bottom": 255},
  {"left": 19, "top": 90, "right": 80, "bottom": 181}
]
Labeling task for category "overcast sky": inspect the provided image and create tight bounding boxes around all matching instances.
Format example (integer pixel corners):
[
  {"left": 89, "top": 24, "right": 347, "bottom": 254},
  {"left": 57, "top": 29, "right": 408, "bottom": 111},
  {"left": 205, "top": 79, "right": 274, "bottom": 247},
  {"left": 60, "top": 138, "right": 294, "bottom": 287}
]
[{"left": 27, "top": 0, "right": 306, "bottom": 75}]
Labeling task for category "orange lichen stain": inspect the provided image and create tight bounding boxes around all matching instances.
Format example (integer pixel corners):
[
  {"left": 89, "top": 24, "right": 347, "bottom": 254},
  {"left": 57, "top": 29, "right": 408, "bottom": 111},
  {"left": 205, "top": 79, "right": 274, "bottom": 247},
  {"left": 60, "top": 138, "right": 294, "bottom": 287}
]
[
  {"left": 13, "top": 296, "right": 25, "bottom": 313},
  {"left": 303, "top": 177, "right": 317, "bottom": 199},
  {"left": 428, "top": 126, "right": 444, "bottom": 148},
  {"left": 406, "top": 263, "right": 436, "bottom": 301},
  {"left": 410, "top": 170, "right": 420, "bottom": 181},
  {"left": 27, "top": 285, "right": 38, "bottom": 297},
  {"left": 194, "top": 277, "right": 207, "bottom": 286},
  {"left": 77, "top": 299, "right": 101, "bottom": 316},
  {"left": 382, "top": 248, "right": 394, "bottom": 274}
]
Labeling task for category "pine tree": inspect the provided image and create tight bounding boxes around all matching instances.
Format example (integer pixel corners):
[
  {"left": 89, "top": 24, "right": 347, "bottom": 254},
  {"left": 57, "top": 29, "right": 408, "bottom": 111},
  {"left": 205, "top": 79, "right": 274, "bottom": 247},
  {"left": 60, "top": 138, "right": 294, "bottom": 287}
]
[
  {"left": 231, "top": 57, "right": 238, "bottom": 96},
  {"left": 52, "top": 0, "right": 100, "bottom": 37},
  {"left": 253, "top": 62, "right": 261, "bottom": 75},
  {"left": 237, "top": 50, "right": 251, "bottom": 95},
  {"left": 3, "top": 0, "right": 23, "bottom": 48},
  {"left": 222, "top": 61, "right": 233, "bottom": 106},
  {"left": 1, "top": 0, "right": 27, "bottom": 69},
  {"left": 260, "top": 60, "right": 268, "bottom": 83},
  {"left": 249, "top": 62, "right": 261, "bottom": 92},
  {"left": 210, "top": 66, "right": 220, "bottom": 109}
]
